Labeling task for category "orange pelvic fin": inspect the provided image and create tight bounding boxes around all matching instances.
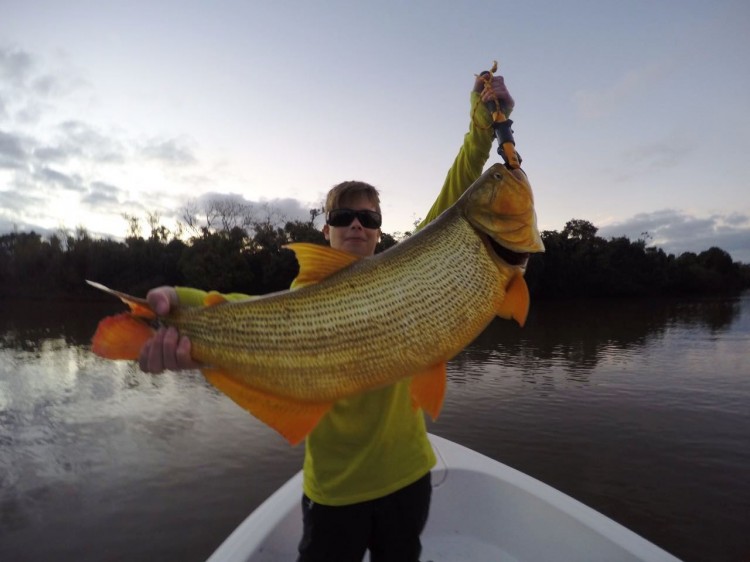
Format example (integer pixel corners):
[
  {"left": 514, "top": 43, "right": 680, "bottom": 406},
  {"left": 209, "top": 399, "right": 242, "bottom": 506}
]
[
  {"left": 284, "top": 243, "right": 361, "bottom": 289},
  {"left": 91, "top": 313, "right": 155, "bottom": 360},
  {"left": 86, "top": 280, "right": 156, "bottom": 319},
  {"left": 203, "top": 368, "right": 332, "bottom": 445},
  {"left": 495, "top": 273, "right": 530, "bottom": 327},
  {"left": 410, "top": 362, "right": 447, "bottom": 421}
]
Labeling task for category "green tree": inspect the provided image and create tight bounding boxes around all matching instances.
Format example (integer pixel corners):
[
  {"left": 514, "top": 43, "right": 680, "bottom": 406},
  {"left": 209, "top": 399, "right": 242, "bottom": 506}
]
[{"left": 179, "top": 227, "right": 255, "bottom": 293}]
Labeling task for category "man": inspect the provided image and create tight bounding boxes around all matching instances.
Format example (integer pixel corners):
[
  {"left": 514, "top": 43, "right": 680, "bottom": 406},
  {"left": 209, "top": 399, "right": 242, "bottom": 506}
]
[{"left": 139, "top": 72, "right": 514, "bottom": 562}]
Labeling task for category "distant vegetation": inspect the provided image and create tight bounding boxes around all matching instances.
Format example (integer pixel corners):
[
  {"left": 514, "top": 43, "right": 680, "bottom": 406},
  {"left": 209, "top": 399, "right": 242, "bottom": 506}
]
[
  {"left": 524, "top": 219, "right": 748, "bottom": 298},
  {"left": 0, "top": 206, "right": 747, "bottom": 300}
]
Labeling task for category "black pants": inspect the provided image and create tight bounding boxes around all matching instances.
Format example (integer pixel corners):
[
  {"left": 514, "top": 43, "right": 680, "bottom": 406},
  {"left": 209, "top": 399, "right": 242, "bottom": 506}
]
[{"left": 297, "top": 472, "right": 432, "bottom": 562}]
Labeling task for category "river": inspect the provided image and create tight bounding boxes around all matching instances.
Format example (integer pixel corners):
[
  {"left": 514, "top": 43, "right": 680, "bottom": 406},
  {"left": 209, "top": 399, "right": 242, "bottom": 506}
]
[{"left": 0, "top": 294, "right": 748, "bottom": 561}]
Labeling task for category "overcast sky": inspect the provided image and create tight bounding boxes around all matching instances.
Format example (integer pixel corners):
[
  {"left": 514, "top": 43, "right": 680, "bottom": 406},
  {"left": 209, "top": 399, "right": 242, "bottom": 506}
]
[{"left": 2, "top": 0, "right": 749, "bottom": 262}]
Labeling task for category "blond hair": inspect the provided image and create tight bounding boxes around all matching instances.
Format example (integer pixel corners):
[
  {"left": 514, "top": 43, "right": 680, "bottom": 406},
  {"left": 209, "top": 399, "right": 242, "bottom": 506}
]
[{"left": 325, "top": 181, "right": 381, "bottom": 214}]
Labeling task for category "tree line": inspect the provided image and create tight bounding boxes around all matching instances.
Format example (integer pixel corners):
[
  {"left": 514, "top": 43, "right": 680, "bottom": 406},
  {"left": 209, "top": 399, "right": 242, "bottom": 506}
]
[
  {"left": 0, "top": 211, "right": 747, "bottom": 301},
  {"left": 525, "top": 219, "right": 748, "bottom": 297}
]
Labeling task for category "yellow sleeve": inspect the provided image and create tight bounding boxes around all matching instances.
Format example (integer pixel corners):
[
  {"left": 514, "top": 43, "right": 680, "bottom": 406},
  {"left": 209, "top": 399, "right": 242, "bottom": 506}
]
[{"left": 417, "top": 91, "right": 496, "bottom": 229}]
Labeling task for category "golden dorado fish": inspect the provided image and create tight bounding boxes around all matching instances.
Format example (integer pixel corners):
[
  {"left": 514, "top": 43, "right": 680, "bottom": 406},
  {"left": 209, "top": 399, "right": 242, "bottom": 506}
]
[{"left": 90, "top": 163, "right": 544, "bottom": 444}]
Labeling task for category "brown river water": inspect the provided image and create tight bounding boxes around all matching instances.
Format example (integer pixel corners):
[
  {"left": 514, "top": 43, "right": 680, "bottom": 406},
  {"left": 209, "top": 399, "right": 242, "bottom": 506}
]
[{"left": 0, "top": 294, "right": 748, "bottom": 561}]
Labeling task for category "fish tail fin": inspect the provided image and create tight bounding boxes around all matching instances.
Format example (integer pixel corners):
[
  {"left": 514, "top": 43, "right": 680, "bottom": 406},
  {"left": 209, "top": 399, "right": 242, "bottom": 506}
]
[
  {"left": 91, "top": 313, "right": 155, "bottom": 360},
  {"left": 495, "top": 273, "right": 530, "bottom": 327},
  {"left": 86, "top": 280, "right": 156, "bottom": 319},
  {"left": 410, "top": 363, "right": 447, "bottom": 421}
]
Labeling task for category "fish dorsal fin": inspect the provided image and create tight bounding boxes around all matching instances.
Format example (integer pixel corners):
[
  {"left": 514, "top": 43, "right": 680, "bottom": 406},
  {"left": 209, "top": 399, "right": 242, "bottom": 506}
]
[
  {"left": 202, "top": 368, "right": 332, "bottom": 445},
  {"left": 410, "top": 363, "right": 446, "bottom": 421},
  {"left": 204, "top": 291, "right": 229, "bottom": 307},
  {"left": 86, "top": 280, "right": 156, "bottom": 319},
  {"left": 284, "top": 243, "right": 361, "bottom": 289},
  {"left": 91, "top": 313, "right": 155, "bottom": 360},
  {"left": 496, "top": 273, "right": 530, "bottom": 327}
]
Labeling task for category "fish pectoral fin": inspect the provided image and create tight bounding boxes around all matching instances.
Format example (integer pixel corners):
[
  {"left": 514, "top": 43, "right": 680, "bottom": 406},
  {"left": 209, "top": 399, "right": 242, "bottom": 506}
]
[
  {"left": 410, "top": 363, "right": 446, "bottom": 421},
  {"left": 203, "top": 369, "right": 331, "bottom": 446},
  {"left": 495, "top": 273, "right": 530, "bottom": 327},
  {"left": 204, "top": 292, "right": 260, "bottom": 306},
  {"left": 91, "top": 313, "right": 155, "bottom": 360},
  {"left": 284, "top": 243, "right": 362, "bottom": 289},
  {"left": 86, "top": 280, "right": 156, "bottom": 319},
  {"left": 203, "top": 291, "right": 229, "bottom": 306}
]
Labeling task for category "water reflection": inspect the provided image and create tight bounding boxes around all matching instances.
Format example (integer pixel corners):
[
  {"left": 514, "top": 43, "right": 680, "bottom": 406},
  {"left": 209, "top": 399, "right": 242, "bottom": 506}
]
[
  {"left": 0, "top": 299, "right": 120, "bottom": 351},
  {"left": 454, "top": 296, "right": 743, "bottom": 381},
  {"left": 0, "top": 299, "right": 305, "bottom": 560},
  {"left": 437, "top": 294, "right": 749, "bottom": 562}
]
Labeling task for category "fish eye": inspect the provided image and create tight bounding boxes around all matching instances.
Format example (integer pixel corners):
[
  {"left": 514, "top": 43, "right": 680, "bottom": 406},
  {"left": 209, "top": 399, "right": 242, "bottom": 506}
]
[{"left": 492, "top": 172, "right": 503, "bottom": 180}]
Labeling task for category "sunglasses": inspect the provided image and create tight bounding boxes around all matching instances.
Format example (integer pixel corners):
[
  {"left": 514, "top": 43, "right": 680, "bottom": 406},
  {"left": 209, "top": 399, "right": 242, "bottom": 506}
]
[{"left": 326, "top": 208, "right": 382, "bottom": 229}]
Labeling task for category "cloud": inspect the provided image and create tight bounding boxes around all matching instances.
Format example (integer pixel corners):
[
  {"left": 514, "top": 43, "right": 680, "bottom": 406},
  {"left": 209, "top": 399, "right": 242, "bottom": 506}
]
[
  {"left": 0, "top": 46, "right": 72, "bottom": 126},
  {"left": 189, "top": 192, "right": 315, "bottom": 225},
  {"left": 272, "top": 197, "right": 322, "bottom": 223},
  {"left": 0, "top": 186, "right": 44, "bottom": 215},
  {"left": 35, "top": 166, "right": 85, "bottom": 192},
  {"left": 0, "top": 46, "right": 208, "bottom": 240},
  {"left": 139, "top": 136, "right": 197, "bottom": 166},
  {"left": 82, "top": 181, "right": 124, "bottom": 206},
  {"left": 601, "top": 133, "right": 698, "bottom": 184},
  {"left": 1, "top": 45, "right": 88, "bottom": 100},
  {"left": 573, "top": 58, "right": 675, "bottom": 119},
  {"left": 52, "top": 120, "right": 125, "bottom": 164},
  {"left": 598, "top": 209, "right": 750, "bottom": 263},
  {"left": 0, "top": 129, "right": 30, "bottom": 168},
  {"left": 622, "top": 135, "right": 697, "bottom": 173},
  {"left": 31, "top": 145, "right": 69, "bottom": 163},
  {"left": 0, "top": 47, "right": 34, "bottom": 87}
]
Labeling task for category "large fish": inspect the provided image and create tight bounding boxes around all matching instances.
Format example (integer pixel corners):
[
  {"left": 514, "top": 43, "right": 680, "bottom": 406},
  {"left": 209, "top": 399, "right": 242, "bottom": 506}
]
[{"left": 91, "top": 163, "right": 544, "bottom": 444}]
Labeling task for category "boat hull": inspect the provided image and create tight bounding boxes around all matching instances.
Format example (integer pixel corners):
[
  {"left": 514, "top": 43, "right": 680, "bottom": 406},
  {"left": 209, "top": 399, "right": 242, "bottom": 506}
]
[{"left": 207, "top": 434, "right": 682, "bottom": 562}]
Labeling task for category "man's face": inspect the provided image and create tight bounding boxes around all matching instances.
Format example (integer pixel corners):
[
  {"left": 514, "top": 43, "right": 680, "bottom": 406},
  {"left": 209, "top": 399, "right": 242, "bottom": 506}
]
[{"left": 323, "top": 194, "right": 381, "bottom": 257}]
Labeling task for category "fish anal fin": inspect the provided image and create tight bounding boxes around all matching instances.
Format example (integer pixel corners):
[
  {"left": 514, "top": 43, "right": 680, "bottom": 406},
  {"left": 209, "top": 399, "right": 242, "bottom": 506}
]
[
  {"left": 284, "top": 243, "right": 361, "bottom": 289},
  {"left": 496, "top": 273, "right": 530, "bottom": 327},
  {"left": 410, "top": 363, "right": 446, "bottom": 421},
  {"left": 91, "top": 313, "right": 154, "bottom": 360},
  {"left": 203, "top": 368, "right": 331, "bottom": 445},
  {"left": 86, "top": 280, "right": 156, "bottom": 319}
]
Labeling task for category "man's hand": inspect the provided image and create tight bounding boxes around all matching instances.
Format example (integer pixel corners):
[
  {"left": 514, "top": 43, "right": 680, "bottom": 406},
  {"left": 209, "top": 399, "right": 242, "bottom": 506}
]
[
  {"left": 474, "top": 74, "right": 515, "bottom": 116},
  {"left": 138, "top": 286, "right": 202, "bottom": 373}
]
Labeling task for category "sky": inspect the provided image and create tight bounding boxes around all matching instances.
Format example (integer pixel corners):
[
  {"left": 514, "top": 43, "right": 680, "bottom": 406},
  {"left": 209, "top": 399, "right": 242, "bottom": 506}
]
[{"left": 1, "top": 0, "right": 749, "bottom": 262}]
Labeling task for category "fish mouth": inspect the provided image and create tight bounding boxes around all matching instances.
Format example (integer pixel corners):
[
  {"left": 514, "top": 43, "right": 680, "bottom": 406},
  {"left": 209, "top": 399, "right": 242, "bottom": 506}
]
[{"left": 486, "top": 235, "right": 530, "bottom": 268}]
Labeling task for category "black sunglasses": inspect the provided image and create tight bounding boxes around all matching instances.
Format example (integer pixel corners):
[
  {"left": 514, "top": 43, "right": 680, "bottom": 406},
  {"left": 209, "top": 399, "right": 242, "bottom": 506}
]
[{"left": 326, "top": 208, "right": 382, "bottom": 229}]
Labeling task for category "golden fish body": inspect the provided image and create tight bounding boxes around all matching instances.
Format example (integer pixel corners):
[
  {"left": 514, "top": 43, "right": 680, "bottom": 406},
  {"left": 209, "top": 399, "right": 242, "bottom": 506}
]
[
  {"left": 169, "top": 163, "right": 543, "bottom": 402},
  {"left": 91, "top": 163, "right": 543, "bottom": 443}
]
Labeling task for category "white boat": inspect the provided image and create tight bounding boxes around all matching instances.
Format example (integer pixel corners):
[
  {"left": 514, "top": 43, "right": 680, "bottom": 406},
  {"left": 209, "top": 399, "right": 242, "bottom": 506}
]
[{"left": 207, "top": 434, "right": 682, "bottom": 562}]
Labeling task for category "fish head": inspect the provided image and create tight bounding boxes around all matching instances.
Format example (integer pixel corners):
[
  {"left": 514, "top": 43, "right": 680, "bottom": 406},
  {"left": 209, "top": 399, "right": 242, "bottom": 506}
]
[{"left": 463, "top": 163, "right": 545, "bottom": 269}]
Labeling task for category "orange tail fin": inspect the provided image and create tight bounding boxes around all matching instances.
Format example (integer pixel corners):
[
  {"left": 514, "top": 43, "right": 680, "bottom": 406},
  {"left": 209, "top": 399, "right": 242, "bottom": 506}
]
[{"left": 92, "top": 313, "right": 155, "bottom": 360}]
